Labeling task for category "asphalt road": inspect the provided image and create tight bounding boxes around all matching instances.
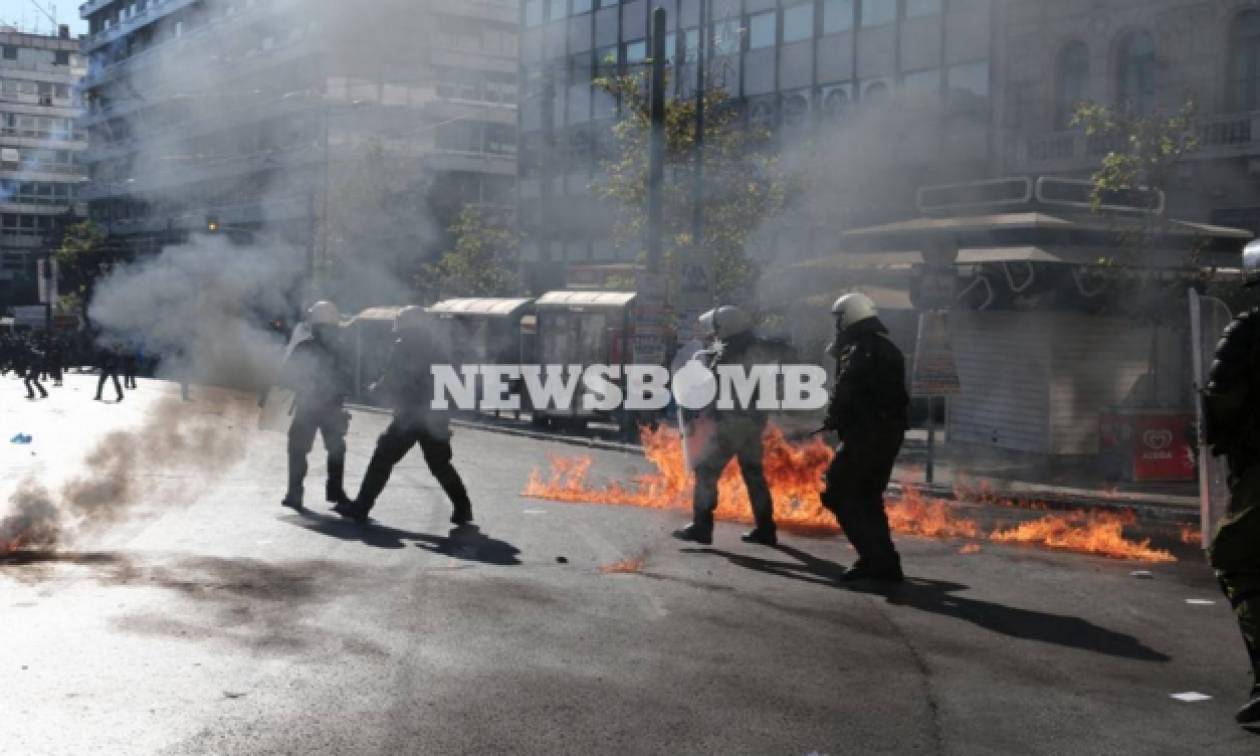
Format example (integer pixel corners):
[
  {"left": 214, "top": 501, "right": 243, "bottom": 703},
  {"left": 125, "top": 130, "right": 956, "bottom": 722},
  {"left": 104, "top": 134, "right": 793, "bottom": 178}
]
[{"left": 1, "top": 375, "right": 1257, "bottom": 755}]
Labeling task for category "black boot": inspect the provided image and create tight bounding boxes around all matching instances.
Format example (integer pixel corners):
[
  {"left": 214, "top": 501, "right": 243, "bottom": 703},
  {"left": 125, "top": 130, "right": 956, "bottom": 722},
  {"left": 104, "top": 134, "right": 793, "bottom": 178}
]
[
  {"left": 740, "top": 527, "right": 778, "bottom": 546},
  {"left": 675, "top": 516, "right": 715, "bottom": 546},
  {"left": 333, "top": 499, "right": 370, "bottom": 524},
  {"left": 281, "top": 492, "right": 303, "bottom": 511},
  {"left": 325, "top": 482, "right": 351, "bottom": 507},
  {"left": 843, "top": 557, "right": 904, "bottom": 583},
  {"left": 450, "top": 500, "right": 474, "bottom": 525},
  {"left": 1239, "top": 685, "right": 1260, "bottom": 725}
]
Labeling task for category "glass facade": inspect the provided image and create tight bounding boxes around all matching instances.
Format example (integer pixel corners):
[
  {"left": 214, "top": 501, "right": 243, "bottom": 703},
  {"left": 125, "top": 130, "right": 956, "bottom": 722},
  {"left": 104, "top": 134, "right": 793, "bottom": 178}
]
[{"left": 518, "top": 0, "right": 994, "bottom": 272}]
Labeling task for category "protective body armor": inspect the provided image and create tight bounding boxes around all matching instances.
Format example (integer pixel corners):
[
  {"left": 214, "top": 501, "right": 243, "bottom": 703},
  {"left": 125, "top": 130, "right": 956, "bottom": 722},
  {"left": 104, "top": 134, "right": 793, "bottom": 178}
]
[{"left": 1205, "top": 307, "right": 1260, "bottom": 473}]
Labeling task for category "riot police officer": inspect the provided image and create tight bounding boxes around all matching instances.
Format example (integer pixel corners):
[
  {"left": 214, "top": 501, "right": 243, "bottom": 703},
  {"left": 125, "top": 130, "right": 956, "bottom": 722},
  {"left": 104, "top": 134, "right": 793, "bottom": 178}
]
[
  {"left": 281, "top": 301, "right": 352, "bottom": 511},
  {"left": 819, "top": 293, "right": 909, "bottom": 582},
  {"left": 673, "top": 305, "right": 778, "bottom": 546},
  {"left": 335, "top": 306, "right": 472, "bottom": 525},
  {"left": 1203, "top": 241, "right": 1260, "bottom": 726}
]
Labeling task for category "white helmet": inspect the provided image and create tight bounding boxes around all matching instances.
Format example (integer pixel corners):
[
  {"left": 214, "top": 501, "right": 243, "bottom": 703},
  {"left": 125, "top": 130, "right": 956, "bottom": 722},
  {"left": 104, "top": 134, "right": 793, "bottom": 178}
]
[
  {"left": 1245, "top": 239, "right": 1260, "bottom": 287},
  {"left": 307, "top": 300, "right": 340, "bottom": 326},
  {"left": 394, "top": 305, "right": 428, "bottom": 333},
  {"left": 831, "top": 293, "right": 878, "bottom": 332},
  {"left": 698, "top": 305, "right": 753, "bottom": 340}
]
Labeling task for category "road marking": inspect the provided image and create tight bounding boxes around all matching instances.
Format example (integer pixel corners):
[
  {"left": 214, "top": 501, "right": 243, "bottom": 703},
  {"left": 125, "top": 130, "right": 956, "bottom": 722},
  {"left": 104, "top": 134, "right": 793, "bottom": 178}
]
[
  {"left": 1170, "top": 692, "right": 1212, "bottom": 702},
  {"left": 1184, "top": 599, "right": 1216, "bottom": 606}
]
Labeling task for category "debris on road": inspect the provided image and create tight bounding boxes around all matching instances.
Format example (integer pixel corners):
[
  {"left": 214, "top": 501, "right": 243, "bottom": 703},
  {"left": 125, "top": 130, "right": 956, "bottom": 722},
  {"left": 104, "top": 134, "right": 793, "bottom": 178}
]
[
  {"left": 1130, "top": 570, "right": 1154, "bottom": 579},
  {"left": 1185, "top": 599, "right": 1217, "bottom": 606},
  {"left": 555, "top": 556, "right": 568, "bottom": 564},
  {"left": 1170, "top": 692, "right": 1212, "bottom": 703},
  {"left": 600, "top": 554, "right": 647, "bottom": 574},
  {"left": 959, "top": 544, "right": 982, "bottom": 555},
  {"left": 9, "top": 433, "right": 32, "bottom": 444}
]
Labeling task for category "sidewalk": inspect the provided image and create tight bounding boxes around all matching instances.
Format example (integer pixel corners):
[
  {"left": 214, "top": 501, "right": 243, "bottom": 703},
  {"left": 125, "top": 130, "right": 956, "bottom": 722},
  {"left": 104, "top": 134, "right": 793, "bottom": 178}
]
[{"left": 430, "top": 410, "right": 1203, "bottom": 524}]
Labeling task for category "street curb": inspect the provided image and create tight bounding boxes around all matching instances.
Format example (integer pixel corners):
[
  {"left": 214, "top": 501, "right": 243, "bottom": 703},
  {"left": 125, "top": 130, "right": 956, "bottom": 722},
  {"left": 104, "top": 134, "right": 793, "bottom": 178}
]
[{"left": 348, "top": 404, "right": 1199, "bottom": 525}]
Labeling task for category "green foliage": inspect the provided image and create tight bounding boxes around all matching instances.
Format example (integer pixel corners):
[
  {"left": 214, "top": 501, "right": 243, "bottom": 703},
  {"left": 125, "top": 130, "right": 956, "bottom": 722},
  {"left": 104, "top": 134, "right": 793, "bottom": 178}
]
[
  {"left": 1072, "top": 100, "right": 1199, "bottom": 214},
  {"left": 422, "top": 205, "right": 519, "bottom": 300},
  {"left": 53, "top": 219, "right": 110, "bottom": 314},
  {"left": 593, "top": 72, "right": 786, "bottom": 305}
]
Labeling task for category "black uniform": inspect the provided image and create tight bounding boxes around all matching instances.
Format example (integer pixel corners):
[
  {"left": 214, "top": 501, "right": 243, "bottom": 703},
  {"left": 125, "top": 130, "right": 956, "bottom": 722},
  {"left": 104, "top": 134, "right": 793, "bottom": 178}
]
[
  {"left": 820, "top": 317, "right": 909, "bottom": 580},
  {"left": 345, "top": 332, "right": 471, "bottom": 524},
  {"left": 122, "top": 350, "right": 138, "bottom": 389},
  {"left": 1202, "top": 307, "right": 1260, "bottom": 723},
  {"left": 23, "top": 342, "right": 47, "bottom": 399},
  {"left": 685, "top": 331, "right": 778, "bottom": 544},
  {"left": 281, "top": 331, "right": 351, "bottom": 509},
  {"left": 95, "top": 347, "right": 124, "bottom": 401}
]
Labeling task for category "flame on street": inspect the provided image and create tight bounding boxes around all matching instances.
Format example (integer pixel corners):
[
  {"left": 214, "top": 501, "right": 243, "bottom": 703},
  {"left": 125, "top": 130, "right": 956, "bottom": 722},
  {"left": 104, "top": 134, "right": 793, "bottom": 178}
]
[
  {"left": 600, "top": 554, "right": 648, "bottom": 574},
  {"left": 523, "top": 425, "right": 1176, "bottom": 563}
]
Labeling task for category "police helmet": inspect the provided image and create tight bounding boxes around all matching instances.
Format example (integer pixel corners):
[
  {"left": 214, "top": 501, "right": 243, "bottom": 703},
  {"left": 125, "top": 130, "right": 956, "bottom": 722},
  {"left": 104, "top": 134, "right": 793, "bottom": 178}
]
[
  {"left": 698, "top": 305, "right": 753, "bottom": 340},
  {"left": 831, "top": 292, "right": 878, "bottom": 332}
]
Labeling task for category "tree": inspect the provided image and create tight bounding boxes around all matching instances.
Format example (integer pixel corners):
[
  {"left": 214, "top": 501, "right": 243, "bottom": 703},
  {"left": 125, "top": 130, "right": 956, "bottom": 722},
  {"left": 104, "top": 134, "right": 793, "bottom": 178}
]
[
  {"left": 53, "top": 219, "right": 112, "bottom": 316},
  {"left": 421, "top": 205, "right": 519, "bottom": 300},
  {"left": 1072, "top": 99, "right": 1199, "bottom": 215},
  {"left": 594, "top": 71, "right": 787, "bottom": 307}
]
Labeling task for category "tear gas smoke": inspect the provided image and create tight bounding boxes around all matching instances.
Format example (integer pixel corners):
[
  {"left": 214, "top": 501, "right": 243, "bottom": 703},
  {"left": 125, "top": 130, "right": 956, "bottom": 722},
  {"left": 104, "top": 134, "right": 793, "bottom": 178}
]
[{"left": 1, "top": 396, "right": 253, "bottom": 554}]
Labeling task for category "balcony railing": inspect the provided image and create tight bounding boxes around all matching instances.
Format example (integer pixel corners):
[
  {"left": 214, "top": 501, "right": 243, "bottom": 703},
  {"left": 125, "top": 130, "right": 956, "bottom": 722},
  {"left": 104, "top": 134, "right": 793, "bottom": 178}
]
[{"left": 1018, "top": 110, "right": 1260, "bottom": 171}]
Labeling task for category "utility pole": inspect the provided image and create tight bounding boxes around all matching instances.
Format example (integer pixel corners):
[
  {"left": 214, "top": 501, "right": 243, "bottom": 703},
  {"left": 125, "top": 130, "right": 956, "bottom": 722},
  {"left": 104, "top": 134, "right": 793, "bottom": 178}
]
[
  {"left": 691, "top": 0, "right": 707, "bottom": 271},
  {"left": 645, "top": 7, "right": 667, "bottom": 275}
]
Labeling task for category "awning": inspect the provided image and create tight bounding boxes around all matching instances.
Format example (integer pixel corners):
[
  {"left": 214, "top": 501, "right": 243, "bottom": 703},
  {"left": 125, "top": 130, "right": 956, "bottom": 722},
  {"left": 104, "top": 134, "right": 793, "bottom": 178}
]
[
  {"left": 428, "top": 297, "right": 534, "bottom": 319},
  {"left": 956, "top": 245, "right": 1243, "bottom": 269},
  {"left": 535, "top": 290, "right": 638, "bottom": 310},
  {"left": 352, "top": 306, "right": 408, "bottom": 324}
]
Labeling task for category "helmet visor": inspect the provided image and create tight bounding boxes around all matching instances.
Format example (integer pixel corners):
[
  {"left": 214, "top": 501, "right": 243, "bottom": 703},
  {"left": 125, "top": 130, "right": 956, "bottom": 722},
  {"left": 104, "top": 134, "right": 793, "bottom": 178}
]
[{"left": 1245, "top": 240, "right": 1260, "bottom": 283}]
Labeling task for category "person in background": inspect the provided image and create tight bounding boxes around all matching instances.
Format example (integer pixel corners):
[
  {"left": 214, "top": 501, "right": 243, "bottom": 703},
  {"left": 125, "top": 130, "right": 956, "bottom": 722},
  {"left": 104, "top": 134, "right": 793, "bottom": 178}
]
[{"left": 94, "top": 343, "right": 124, "bottom": 402}]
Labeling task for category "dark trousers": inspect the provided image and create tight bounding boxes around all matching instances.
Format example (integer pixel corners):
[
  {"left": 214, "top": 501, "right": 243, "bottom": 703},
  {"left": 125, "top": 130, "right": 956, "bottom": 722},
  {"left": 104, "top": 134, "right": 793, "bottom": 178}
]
[
  {"left": 821, "top": 426, "right": 905, "bottom": 567},
  {"left": 356, "top": 416, "right": 470, "bottom": 515},
  {"left": 286, "top": 405, "right": 349, "bottom": 502},
  {"left": 123, "top": 360, "right": 137, "bottom": 389},
  {"left": 691, "top": 416, "right": 775, "bottom": 534},
  {"left": 24, "top": 366, "right": 46, "bottom": 398},
  {"left": 1211, "top": 464, "right": 1260, "bottom": 690},
  {"left": 96, "top": 370, "right": 123, "bottom": 400}
]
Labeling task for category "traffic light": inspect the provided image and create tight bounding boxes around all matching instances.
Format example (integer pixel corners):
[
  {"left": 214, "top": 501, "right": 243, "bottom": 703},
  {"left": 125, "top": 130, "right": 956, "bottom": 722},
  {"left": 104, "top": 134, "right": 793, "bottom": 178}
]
[{"left": 206, "top": 215, "right": 220, "bottom": 233}]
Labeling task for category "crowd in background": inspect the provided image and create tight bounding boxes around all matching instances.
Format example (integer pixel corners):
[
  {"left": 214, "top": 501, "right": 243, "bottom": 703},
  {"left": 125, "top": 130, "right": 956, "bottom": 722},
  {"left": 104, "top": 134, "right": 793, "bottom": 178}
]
[{"left": 0, "top": 330, "right": 155, "bottom": 401}]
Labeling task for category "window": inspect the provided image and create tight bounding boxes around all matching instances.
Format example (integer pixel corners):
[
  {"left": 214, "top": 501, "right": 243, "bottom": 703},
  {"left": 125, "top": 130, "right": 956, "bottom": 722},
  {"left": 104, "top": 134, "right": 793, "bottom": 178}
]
[
  {"left": 684, "top": 28, "right": 699, "bottom": 63},
  {"left": 902, "top": 68, "right": 941, "bottom": 95},
  {"left": 572, "top": 0, "right": 593, "bottom": 14},
  {"left": 2, "top": 46, "right": 15, "bottom": 61},
  {"left": 748, "top": 11, "right": 776, "bottom": 50},
  {"left": 784, "top": 4, "right": 814, "bottom": 44},
  {"left": 54, "top": 51, "right": 69, "bottom": 65},
  {"left": 571, "top": 51, "right": 591, "bottom": 85},
  {"left": 1230, "top": 11, "right": 1260, "bottom": 112},
  {"left": 525, "top": 0, "right": 544, "bottom": 27},
  {"left": 624, "top": 39, "right": 646, "bottom": 68},
  {"left": 547, "top": 0, "right": 567, "bottom": 22},
  {"left": 904, "top": 0, "right": 941, "bottom": 18},
  {"left": 1055, "top": 41, "right": 1090, "bottom": 128},
  {"left": 823, "top": 0, "right": 853, "bottom": 34},
  {"left": 595, "top": 45, "right": 618, "bottom": 79},
  {"left": 948, "top": 60, "right": 990, "bottom": 107},
  {"left": 599, "top": 0, "right": 618, "bottom": 6},
  {"left": 1117, "top": 30, "right": 1157, "bottom": 115},
  {"left": 713, "top": 18, "right": 741, "bottom": 55},
  {"left": 860, "top": 0, "right": 896, "bottom": 28}
]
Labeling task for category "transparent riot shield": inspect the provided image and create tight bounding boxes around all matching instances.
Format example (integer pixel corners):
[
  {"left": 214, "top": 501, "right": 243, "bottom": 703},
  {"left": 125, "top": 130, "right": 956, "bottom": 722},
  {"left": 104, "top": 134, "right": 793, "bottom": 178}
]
[{"left": 1189, "top": 288, "right": 1233, "bottom": 547}]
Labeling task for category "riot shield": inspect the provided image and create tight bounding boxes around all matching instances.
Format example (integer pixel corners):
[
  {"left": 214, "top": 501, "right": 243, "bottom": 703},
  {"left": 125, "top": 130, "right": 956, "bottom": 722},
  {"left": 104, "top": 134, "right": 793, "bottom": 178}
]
[{"left": 1189, "top": 288, "right": 1232, "bottom": 547}]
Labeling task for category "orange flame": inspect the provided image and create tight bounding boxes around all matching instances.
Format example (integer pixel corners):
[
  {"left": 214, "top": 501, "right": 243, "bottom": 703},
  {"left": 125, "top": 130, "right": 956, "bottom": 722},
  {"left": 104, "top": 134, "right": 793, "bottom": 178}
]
[
  {"left": 959, "top": 544, "right": 983, "bottom": 555},
  {"left": 990, "top": 509, "right": 1175, "bottom": 563},
  {"left": 599, "top": 555, "right": 648, "bottom": 574},
  {"left": 1180, "top": 524, "right": 1203, "bottom": 546},
  {"left": 523, "top": 425, "right": 1176, "bottom": 563}
]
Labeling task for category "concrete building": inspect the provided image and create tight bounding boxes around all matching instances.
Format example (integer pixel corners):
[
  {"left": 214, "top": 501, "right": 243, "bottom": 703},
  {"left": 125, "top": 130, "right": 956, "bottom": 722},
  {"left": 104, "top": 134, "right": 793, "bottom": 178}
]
[
  {"left": 78, "top": 0, "right": 517, "bottom": 308},
  {"left": 998, "top": 1, "right": 1260, "bottom": 233},
  {"left": 518, "top": 0, "right": 996, "bottom": 291},
  {"left": 0, "top": 26, "right": 87, "bottom": 308}
]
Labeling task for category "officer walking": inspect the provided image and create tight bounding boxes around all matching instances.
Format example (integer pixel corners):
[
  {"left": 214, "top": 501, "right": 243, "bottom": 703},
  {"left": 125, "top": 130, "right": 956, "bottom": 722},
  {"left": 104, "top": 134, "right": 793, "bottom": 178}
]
[
  {"left": 335, "top": 306, "right": 472, "bottom": 526},
  {"left": 819, "top": 293, "right": 909, "bottom": 582},
  {"left": 22, "top": 337, "right": 47, "bottom": 400},
  {"left": 673, "top": 305, "right": 778, "bottom": 546},
  {"left": 94, "top": 344, "right": 124, "bottom": 402},
  {"left": 1202, "top": 242, "right": 1260, "bottom": 726},
  {"left": 280, "top": 301, "right": 352, "bottom": 511}
]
